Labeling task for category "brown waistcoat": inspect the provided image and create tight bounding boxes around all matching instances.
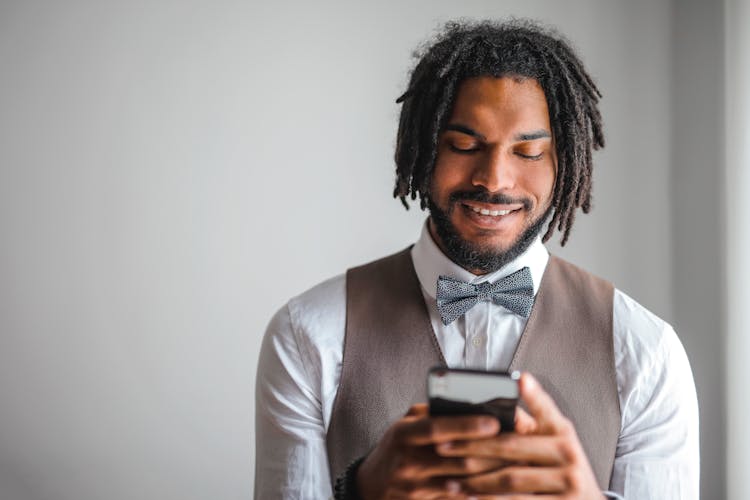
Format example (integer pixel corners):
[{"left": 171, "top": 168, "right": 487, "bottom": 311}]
[{"left": 326, "top": 248, "right": 621, "bottom": 490}]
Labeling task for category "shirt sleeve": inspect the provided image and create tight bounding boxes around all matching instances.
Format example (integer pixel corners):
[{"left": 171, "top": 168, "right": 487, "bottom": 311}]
[
  {"left": 609, "top": 290, "right": 700, "bottom": 499},
  {"left": 254, "top": 303, "right": 332, "bottom": 500},
  {"left": 603, "top": 491, "right": 626, "bottom": 500}
]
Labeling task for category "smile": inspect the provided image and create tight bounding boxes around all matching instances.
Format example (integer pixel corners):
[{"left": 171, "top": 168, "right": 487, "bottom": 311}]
[
  {"left": 469, "top": 206, "right": 512, "bottom": 216},
  {"left": 462, "top": 202, "right": 523, "bottom": 218}
]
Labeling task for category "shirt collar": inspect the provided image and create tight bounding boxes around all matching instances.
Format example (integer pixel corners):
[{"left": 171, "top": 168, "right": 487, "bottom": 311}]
[{"left": 411, "top": 219, "right": 549, "bottom": 300}]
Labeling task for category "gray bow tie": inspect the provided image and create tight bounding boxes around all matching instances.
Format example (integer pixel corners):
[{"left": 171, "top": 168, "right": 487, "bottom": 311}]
[{"left": 436, "top": 267, "right": 534, "bottom": 325}]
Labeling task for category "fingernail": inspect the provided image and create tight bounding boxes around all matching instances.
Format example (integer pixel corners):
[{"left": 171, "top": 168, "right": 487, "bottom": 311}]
[
  {"left": 437, "top": 441, "right": 454, "bottom": 451},
  {"left": 445, "top": 480, "right": 461, "bottom": 493},
  {"left": 480, "top": 416, "right": 498, "bottom": 431}
]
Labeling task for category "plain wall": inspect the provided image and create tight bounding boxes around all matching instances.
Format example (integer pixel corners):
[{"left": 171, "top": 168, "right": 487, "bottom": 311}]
[
  {"left": 671, "top": 0, "right": 726, "bottom": 499},
  {"left": 725, "top": 0, "right": 750, "bottom": 497},
  {"left": 0, "top": 0, "right": 718, "bottom": 498}
]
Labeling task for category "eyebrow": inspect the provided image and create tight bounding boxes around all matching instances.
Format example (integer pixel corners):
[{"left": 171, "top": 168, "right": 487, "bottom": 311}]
[
  {"left": 515, "top": 129, "right": 552, "bottom": 141},
  {"left": 444, "top": 124, "right": 486, "bottom": 141},
  {"left": 444, "top": 123, "right": 551, "bottom": 142}
]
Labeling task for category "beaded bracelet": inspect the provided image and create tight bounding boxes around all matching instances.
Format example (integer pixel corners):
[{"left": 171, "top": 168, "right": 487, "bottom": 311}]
[{"left": 333, "top": 455, "right": 366, "bottom": 500}]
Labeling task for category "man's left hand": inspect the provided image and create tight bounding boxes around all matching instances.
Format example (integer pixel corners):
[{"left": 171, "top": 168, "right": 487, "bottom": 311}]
[{"left": 435, "top": 372, "right": 605, "bottom": 499}]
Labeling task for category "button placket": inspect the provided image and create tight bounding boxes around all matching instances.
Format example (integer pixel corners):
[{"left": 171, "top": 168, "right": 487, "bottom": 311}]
[{"left": 464, "top": 302, "right": 488, "bottom": 369}]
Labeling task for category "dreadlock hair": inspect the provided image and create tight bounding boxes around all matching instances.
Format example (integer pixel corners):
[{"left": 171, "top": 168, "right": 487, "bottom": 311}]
[{"left": 393, "top": 19, "right": 604, "bottom": 246}]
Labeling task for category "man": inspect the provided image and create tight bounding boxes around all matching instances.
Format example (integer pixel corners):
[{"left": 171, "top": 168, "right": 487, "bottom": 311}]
[{"left": 255, "top": 20, "right": 699, "bottom": 499}]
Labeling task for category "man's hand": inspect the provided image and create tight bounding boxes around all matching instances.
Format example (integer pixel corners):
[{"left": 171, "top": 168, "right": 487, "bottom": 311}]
[
  {"left": 356, "top": 404, "right": 506, "bottom": 499},
  {"left": 434, "top": 373, "right": 604, "bottom": 499}
]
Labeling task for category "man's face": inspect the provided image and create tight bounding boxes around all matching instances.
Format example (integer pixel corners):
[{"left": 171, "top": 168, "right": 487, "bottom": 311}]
[{"left": 428, "top": 76, "right": 557, "bottom": 274}]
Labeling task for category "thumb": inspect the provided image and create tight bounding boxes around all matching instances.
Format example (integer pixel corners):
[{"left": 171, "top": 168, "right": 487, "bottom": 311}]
[{"left": 406, "top": 403, "right": 429, "bottom": 417}]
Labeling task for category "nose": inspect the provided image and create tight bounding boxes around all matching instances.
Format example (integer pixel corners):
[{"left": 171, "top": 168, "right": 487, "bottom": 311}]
[{"left": 471, "top": 148, "right": 516, "bottom": 192}]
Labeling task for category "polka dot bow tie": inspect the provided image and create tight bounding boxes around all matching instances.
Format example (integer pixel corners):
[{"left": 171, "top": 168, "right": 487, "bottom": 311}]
[{"left": 435, "top": 267, "right": 534, "bottom": 325}]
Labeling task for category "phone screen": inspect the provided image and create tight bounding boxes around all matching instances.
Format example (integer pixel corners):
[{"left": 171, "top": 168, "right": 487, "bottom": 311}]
[{"left": 428, "top": 367, "right": 520, "bottom": 432}]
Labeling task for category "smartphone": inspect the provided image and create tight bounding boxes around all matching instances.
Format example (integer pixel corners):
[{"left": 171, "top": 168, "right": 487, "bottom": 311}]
[{"left": 427, "top": 367, "right": 520, "bottom": 432}]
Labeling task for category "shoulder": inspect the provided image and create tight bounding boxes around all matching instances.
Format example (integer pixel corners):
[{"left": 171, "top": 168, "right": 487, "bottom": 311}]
[
  {"left": 286, "top": 273, "right": 347, "bottom": 326},
  {"left": 268, "top": 273, "right": 347, "bottom": 363},
  {"left": 348, "top": 247, "right": 414, "bottom": 280},
  {"left": 548, "top": 257, "right": 673, "bottom": 352},
  {"left": 608, "top": 289, "right": 699, "bottom": 491},
  {"left": 547, "top": 255, "right": 612, "bottom": 293},
  {"left": 264, "top": 273, "right": 346, "bottom": 339},
  {"left": 268, "top": 247, "right": 411, "bottom": 349},
  {"left": 612, "top": 288, "right": 683, "bottom": 370},
  {"left": 259, "top": 274, "right": 348, "bottom": 415},
  {"left": 605, "top": 285, "right": 689, "bottom": 393},
  {"left": 611, "top": 288, "right": 697, "bottom": 439},
  {"left": 611, "top": 287, "right": 691, "bottom": 397}
]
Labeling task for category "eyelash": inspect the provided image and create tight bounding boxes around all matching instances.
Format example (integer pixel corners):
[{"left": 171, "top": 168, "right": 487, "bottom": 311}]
[
  {"left": 449, "top": 145, "right": 479, "bottom": 154},
  {"left": 449, "top": 144, "right": 544, "bottom": 161},
  {"left": 517, "top": 152, "right": 543, "bottom": 161}
]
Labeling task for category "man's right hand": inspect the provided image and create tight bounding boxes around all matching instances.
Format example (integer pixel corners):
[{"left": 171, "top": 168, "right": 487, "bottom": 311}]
[{"left": 355, "top": 403, "right": 505, "bottom": 499}]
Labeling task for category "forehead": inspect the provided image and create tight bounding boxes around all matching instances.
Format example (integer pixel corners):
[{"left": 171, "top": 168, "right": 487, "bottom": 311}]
[{"left": 447, "top": 76, "right": 551, "bottom": 129}]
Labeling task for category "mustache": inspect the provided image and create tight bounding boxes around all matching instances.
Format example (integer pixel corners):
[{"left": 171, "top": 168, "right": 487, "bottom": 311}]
[{"left": 448, "top": 190, "right": 532, "bottom": 211}]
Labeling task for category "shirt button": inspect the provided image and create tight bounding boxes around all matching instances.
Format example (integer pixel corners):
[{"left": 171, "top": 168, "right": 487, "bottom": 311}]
[{"left": 471, "top": 337, "right": 483, "bottom": 347}]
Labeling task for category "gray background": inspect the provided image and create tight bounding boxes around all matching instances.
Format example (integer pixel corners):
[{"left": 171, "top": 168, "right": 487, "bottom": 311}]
[{"left": 0, "top": 0, "right": 744, "bottom": 498}]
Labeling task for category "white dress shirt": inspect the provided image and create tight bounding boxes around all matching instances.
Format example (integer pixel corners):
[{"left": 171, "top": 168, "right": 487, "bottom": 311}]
[{"left": 255, "top": 223, "right": 699, "bottom": 499}]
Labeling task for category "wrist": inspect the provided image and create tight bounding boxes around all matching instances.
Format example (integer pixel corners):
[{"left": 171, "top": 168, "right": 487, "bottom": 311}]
[{"left": 355, "top": 453, "right": 376, "bottom": 500}]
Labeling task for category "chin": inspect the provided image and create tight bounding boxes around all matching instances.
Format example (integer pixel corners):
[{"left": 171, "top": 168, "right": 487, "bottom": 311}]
[
  {"left": 458, "top": 230, "right": 518, "bottom": 254},
  {"left": 429, "top": 200, "right": 551, "bottom": 274}
]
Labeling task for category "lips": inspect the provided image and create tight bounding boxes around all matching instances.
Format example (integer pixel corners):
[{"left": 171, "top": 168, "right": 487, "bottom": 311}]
[
  {"left": 456, "top": 201, "right": 524, "bottom": 231},
  {"left": 461, "top": 201, "right": 524, "bottom": 218},
  {"left": 467, "top": 205, "right": 513, "bottom": 217}
]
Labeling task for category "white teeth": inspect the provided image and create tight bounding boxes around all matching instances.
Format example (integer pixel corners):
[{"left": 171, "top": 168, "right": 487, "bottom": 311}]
[{"left": 469, "top": 205, "right": 513, "bottom": 217}]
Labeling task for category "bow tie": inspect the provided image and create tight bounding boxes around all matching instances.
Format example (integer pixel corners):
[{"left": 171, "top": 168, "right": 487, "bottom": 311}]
[{"left": 435, "top": 267, "right": 534, "bottom": 325}]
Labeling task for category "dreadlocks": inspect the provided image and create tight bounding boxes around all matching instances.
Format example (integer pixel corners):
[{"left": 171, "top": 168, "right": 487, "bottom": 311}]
[{"left": 394, "top": 19, "right": 604, "bottom": 246}]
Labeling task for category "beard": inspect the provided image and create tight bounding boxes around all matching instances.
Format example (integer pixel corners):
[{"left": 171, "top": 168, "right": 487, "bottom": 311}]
[{"left": 428, "top": 189, "right": 552, "bottom": 274}]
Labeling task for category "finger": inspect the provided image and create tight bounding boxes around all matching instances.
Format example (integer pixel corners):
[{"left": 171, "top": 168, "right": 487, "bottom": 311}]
[
  {"left": 513, "top": 406, "right": 538, "bottom": 435},
  {"left": 469, "top": 495, "right": 559, "bottom": 500},
  {"left": 388, "top": 483, "right": 463, "bottom": 500},
  {"left": 453, "top": 465, "right": 567, "bottom": 494},
  {"left": 396, "top": 451, "right": 508, "bottom": 481},
  {"left": 407, "top": 403, "right": 429, "bottom": 417},
  {"left": 518, "top": 373, "right": 567, "bottom": 434},
  {"left": 395, "top": 415, "right": 500, "bottom": 446},
  {"left": 435, "top": 434, "right": 566, "bottom": 465},
  {"left": 389, "top": 473, "right": 473, "bottom": 499},
  {"left": 432, "top": 456, "right": 509, "bottom": 478}
]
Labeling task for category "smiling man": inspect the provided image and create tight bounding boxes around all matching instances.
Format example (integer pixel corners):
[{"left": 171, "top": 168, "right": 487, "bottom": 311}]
[{"left": 255, "top": 20, "right": 699, "bottom": 499}]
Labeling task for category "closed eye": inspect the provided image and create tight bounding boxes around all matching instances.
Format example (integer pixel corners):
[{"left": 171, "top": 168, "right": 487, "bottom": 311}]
[
  {"left": 516, "top": 152, "right": 543, "bottom": 161},
  {"left": 449, "top": 144, "right": 480, "bottom": 154}
]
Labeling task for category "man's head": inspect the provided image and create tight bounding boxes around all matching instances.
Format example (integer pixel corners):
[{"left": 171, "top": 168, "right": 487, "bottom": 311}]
[{"left": 394, "top": 20, "right": 604, "bottom": 273}]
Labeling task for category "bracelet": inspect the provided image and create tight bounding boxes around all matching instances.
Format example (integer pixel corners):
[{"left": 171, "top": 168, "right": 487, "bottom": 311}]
[{"left": 333, "top": 455, "right": 366, "bottom": 500}]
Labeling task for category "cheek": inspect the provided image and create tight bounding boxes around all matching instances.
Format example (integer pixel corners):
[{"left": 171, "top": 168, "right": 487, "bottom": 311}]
[
  {"left": 431, "top": 160, "right": 467, "bottom": 199},
  {"left": 531, "top": 163, "right": 556, "bottom": 202},
  {"left": 547, "top": 154, "right": 558, "bottom": 195}
]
